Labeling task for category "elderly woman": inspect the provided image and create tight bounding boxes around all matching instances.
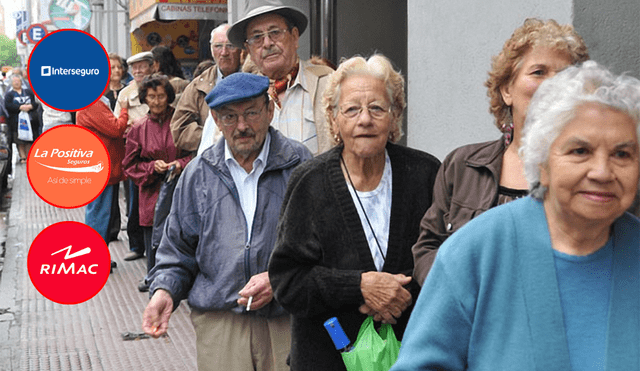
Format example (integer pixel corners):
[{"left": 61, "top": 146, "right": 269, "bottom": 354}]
[
  {"left": 391, "top": 61, "right": 640, "bottom": 371},
  {"left": 123, "top": 74, "right": 192, "bottom": 286},
  {"left": 268, "top": 55, "right": 441, "bottom": 371},
  {"left": 105, "top": 53, "right": 128, "bottom": 110},
  {"left": 4, "top": 74, "right": 39, "bottom": 163},
  {"left": 412, "top": 18, "right": 590, "bottom": 284}
]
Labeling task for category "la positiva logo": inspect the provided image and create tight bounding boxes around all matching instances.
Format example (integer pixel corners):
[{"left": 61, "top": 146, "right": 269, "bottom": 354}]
[
  {"left": 28, "top": 125, "right": 110, "bottom": 208},
  {"left": 28, "top": 222, "right": 110, "bottom": 305}
]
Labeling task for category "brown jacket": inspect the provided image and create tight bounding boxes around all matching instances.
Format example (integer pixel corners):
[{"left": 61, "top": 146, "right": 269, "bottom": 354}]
[
  {"left": 170, "top": 66, "right": 220, "bottom": 152},
  {"left": 412, "top": 139, "right": 505, "bottom": 285}
]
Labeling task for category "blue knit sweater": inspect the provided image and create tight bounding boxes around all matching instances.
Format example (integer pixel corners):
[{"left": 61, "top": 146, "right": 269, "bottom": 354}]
[{"left": 391, "top": 197, "right": 640, "bottom": 371}]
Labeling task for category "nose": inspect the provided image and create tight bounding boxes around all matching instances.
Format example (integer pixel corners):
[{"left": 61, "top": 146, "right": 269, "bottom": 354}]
[
  {"left": 263, "top": 34, "right": 275, "bottom": 48},
  {"left": 588, "top": 153, "right": 615, "bottom": 182},
  {"left": 356, "top": 107, "right": 373, "bottom": 125}
]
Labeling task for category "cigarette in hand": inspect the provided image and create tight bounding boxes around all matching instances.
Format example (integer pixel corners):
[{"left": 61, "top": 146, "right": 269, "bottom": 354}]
[{"left": 247, "top": 296, "right": 253, "bottom": 311}]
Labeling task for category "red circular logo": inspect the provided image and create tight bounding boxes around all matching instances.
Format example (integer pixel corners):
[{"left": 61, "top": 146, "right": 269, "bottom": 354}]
[
  {"left": 27, "top": 125, "right": 110, "bottom": 209},
  {"left": 27, "top": 221, "right": 110, "bottom": 304}
]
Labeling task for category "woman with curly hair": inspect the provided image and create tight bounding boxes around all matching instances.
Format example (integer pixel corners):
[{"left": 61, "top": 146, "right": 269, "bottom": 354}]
[{"left": 412, "top": 18, "right": 590, "bottom": 285}]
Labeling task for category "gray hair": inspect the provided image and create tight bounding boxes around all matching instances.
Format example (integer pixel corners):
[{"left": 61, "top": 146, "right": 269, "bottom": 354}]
[
  {"left": 322, "top": 54, "right": 406, "bottom": 144},
  {"left": 520, "top": 60, "right": 640, "bottom": 199},
  {"left": 210, "top": 23, "right": 230, "bottom": 44}
]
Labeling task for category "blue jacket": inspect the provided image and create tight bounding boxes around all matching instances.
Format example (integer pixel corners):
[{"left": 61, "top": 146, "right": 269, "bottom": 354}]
[
  {"left": 149, "top": 127, "right": 313, "bottom": 317},
  {"left": 392, "top": 197, "right": 640, "bottom": 371}
]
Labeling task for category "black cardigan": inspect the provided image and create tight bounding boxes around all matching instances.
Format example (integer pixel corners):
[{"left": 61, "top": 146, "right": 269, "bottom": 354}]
[{"left": 269, "top": 142, "right": 440, "bottom": 371}]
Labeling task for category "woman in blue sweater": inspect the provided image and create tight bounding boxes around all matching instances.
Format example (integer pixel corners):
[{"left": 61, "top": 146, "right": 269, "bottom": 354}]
[{"left": 391, "top": 62, "right": 640, "bottom": 371}]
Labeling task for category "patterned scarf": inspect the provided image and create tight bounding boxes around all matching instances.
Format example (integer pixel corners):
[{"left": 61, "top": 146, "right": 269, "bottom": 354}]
[{"left": 268, "top": 62, "right": 299, "bottom": 109}]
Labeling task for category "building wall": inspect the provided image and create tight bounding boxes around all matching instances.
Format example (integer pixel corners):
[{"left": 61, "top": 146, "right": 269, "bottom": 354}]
[
  {"left": 406, "top": 0, "right": 572, "bottom": 160},
  {"left": 88, "top": 1, "right": 131, "bottom": 59},
  {"left": 573, "top": 0, "right": 640, "bottom": 79}
]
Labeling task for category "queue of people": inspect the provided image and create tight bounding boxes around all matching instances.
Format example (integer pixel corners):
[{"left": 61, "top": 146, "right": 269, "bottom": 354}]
[{"left": 37, "top": 0, "right": 638, "bottom": 370}]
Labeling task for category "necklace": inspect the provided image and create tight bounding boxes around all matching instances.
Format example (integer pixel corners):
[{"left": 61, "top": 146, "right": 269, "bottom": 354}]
[{"left": 340, "top": 155, "right": 386, "bottom": 264}]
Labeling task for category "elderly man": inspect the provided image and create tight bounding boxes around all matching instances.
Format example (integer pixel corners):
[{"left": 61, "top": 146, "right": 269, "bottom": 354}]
[
  {"left": 115, "top": 51, "right": 154, "bottom": 264},
  {"left": 142, "top": 73, "right": 312, "bottom": 371},
  {"left": 170, "top": 23, "right": 242, "bottom": 153},
  {"left": 114, "top": 52, "right": 154, "bottom": 124},
  {"left": 228, "top": 0, "right": 333, "bottom": 155}
]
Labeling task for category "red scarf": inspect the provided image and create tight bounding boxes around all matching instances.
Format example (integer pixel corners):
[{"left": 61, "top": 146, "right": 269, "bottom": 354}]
[{"left": 268, "top": 63, "right": 299, "bottom": 109}]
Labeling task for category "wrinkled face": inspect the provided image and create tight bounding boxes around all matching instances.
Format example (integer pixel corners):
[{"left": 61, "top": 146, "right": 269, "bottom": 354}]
[
  {"left": 110, "top": 58, "right": 124, "bottom": 82},
  {"left": 331, "top": 75, "right": 393, "bottom": 160},
  {"left": 213, "top": 96, "right": 274, "bottom": 160},
  {"left": 501, "top": 46, "right": 573, "bottom": 131},
  {"left": 211, "top": 28, "right": 241, "bottom": 77},
  {"left": 541, "top": 103, "right": 639, "bottom": 228},
  {"left": 131, "top": 60, "right": 152, "bottom": 83},
  {"left": 245, "top": 14, "right": 299, "bottom": 80},
  {"left": 145, "top": 85, "right": 169, "bottom": 116}
]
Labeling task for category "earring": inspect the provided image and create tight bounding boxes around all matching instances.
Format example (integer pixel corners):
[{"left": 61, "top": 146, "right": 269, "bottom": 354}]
[{"left": 333, "top": 133, "right": 342, "bottom": 144}]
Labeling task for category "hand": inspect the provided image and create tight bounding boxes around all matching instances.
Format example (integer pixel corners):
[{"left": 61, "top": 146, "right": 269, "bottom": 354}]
[
  {"left": 237, "top": 272, "right": 273, "bottom": 311},
  {"left": 154, "top": 159, "right": 169, "bottom": 173},
  {"left": 142, "top": 289, "right": 173, "bottom": 338},
  {"left": 19, "top": 104, "right": 31, "bottom": 111},
  {"left": 167, "top": 160, "right": 182, "bottom": 176},
  {"left": 360, "top": 272, "right": 412, "bottom": 324},
  {"left": 119, "top": 99, "right": 129, "bottom": 110}
]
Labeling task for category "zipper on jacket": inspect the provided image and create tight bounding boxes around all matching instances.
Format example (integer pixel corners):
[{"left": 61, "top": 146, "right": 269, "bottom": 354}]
[{"left": 243, "top": 243, "right": 251, "bottom": 282}]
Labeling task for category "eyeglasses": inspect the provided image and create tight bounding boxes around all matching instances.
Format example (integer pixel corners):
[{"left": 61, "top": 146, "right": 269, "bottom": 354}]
[
  {"left": 245, "top": 28, "right": 290, "bottom": 47},
  {"left": 338, "top": 104, "right": 392, "bottom": 119},
  {"left": 212, "top": 43, "right": 239, "bottom": 51},
  {"left": 218, "top": 104, "right": 266, "bottom": 126}
]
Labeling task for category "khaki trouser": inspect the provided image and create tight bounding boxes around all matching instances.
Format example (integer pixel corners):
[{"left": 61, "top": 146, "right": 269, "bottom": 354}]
[{"left": 190, "top": 309, "right": 291, "bottom": 371}]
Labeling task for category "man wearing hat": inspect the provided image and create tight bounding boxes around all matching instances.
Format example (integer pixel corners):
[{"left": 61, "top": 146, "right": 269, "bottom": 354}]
[
  {"left": 142, "top": 73, "right": 312, "bottom": 371},
  {"left": 114, "top": 51, "right": 154, "bottom": 126},
  {"left": 228, "top": 0, "right": 334, "bottom": 155},
  {"left": 114, "top": 51, "right": 154, "bottom": 264},
  {"left": 171, "top": 23, "right": 242, "bottom": 153}
]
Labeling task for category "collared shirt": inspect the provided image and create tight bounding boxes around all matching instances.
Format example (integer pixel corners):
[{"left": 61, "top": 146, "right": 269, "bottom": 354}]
[
  {"left": 270, "top": 61, "right": 318, "bottom": 154},
  {"left": 225, "top": 132, "right": 271, "bottom": 241},
  {"left": 216, "top": 66, "right": 224, "bottom": 82}
]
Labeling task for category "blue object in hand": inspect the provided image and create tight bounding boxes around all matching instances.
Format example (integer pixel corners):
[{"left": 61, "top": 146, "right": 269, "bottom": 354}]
[{"left": 324, "top": 317, "right": 353, "bottom": 353}]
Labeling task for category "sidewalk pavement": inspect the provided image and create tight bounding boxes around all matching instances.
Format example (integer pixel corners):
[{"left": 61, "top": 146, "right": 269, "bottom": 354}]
[{"left": 0, "top": 162, "right": 197, "bottom": 371}]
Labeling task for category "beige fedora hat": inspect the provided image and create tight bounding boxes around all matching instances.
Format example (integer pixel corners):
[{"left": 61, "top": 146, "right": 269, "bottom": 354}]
[{"left": 227, "top": 0, "right": 308, "bottom": 47}]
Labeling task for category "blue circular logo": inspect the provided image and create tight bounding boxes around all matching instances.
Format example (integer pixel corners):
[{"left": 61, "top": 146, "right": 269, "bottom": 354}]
[{"left": 28, "top": 30, "right": 110, "bottom": 111}]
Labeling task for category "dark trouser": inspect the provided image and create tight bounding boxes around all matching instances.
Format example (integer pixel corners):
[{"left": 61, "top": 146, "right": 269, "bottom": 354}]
[
  {"left": 142, "top": 226, "right": 155, "bottom": 274},
  {"left": 127, "top": 180, "right": 145, "bottom": 255},
  {"left": 107, "top": 183, "right": 121, "bottom": 242}
]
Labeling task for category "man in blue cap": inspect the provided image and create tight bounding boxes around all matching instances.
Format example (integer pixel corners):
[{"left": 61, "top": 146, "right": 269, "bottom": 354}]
[{"left": 142, "top": 73, "right": 312, "bottom": 371}]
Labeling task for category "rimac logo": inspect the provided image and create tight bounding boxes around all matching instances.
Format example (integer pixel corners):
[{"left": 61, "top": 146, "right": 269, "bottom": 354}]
[
  {"left": 40, "top": 245, "right": 98, "bottom": 275},
  {"left": 27, "top": 221, "right": 110, "bottom": 305}
]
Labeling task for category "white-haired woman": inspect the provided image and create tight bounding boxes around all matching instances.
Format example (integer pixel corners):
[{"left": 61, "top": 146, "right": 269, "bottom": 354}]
[
  {"left": 268, "top": 54, "right": 441, "bottom": 371},
  {"left": 391, "top": 61, "right": 640, "bottom": 371}
]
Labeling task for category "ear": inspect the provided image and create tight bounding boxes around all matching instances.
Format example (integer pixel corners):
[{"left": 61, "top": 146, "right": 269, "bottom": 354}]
[
  {"left": 330, "top": 113, "right": 340, "bottom": 138},
  {"left": 266, "top": 99, "right": 275, "bottom": 123},
  {"left": 291, "top": 27, "right": 300, "bottom": 50},
  {"left": 539, "top": 163, "right": 550, "bottom": 189},
  {"left": 211, "top": 109, "right": 223, "bottom": 130},
  {"left": 500, "top": 83, "right": 513, "bottom": 107}
]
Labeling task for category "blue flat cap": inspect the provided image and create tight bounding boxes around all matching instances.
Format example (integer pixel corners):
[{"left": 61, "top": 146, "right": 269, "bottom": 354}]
[{"left": 206, "top": 73, "right": 270, "bottom": 110}]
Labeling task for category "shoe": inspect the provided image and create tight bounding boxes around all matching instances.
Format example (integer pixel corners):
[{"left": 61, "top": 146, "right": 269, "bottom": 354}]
[
  {"left": 138, "top": 279, "right": 150, "bottom": 292},
  {"left": 110, "top": 260, "right": 117, "bottom": 273},
  {"left": 124, "top": 251, "right": 144, "bottom": 261}
]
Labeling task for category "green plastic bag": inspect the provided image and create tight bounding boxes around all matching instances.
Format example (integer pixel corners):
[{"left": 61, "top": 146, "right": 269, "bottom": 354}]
[{"left": 341, "top": 316, "right": 401, "bottom": 371}]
